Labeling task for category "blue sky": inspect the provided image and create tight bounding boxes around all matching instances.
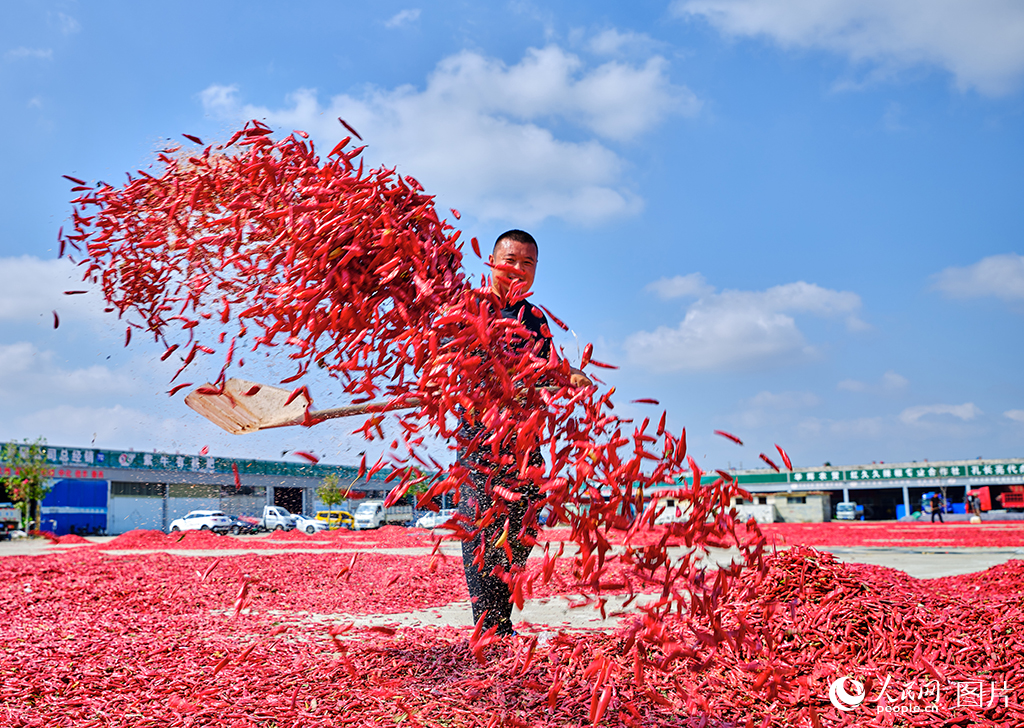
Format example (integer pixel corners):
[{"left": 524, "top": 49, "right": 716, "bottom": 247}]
[{"left": 2, "top": 0, "right": 1022, "bottom": 471}]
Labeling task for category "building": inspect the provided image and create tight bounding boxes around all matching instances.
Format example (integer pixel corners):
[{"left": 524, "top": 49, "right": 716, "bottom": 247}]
[
  {"left": 729, "top": 492, "right": 832, "bottom": 523},
  {"left": 5, "top": 443, "right": 1021, "bottom": 532},
  {"left": 728, "top": 458, "right": 1024, "bottom": 520},
  {"left": 0, "top": 442, "right": 395, "bottom": 535}
]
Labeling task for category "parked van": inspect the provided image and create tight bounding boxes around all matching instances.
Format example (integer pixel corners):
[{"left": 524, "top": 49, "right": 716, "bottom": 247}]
[
  {"left": 259, "top": 505, "right": 296, "bottom": 531},
  {"left": 352, "top": 500, "right": 413, "bottom": 530},
  {"left": 835, "top": 502, "right": 864, "bottom": 521}
]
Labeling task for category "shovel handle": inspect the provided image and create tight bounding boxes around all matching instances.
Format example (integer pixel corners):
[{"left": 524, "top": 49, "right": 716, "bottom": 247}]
[
  {"left": 288, "top": 385, "right": 563, "bottom": 427},
  {"left": 292, "top": 397, "right": 422, "bottom": 426}
]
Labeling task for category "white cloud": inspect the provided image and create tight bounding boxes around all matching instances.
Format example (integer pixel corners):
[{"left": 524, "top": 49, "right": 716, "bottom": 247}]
[
  {"left": 0, "top": 256, "right": 106, "bottom": 326},
  {"left": 53, "top": 12, "right": 81, "bottom": 35},
  {"left": 646, "top": 273, "right": 715, "bottom": 300},
  {"left": 1005, "top": 410, "right": 1024, "bottom": 423},
  {"left": 673, "top": 0, "right": 1024, "bottom": 95},
  {"left": 881, "top": 370, "right": 908, "bottom": 390},
  {"left": 5, "top": 47, "right": 53, "bottom": 61},
  {"left": 625, "top": 280, "right": 864, "bottom": 371},
  {"left": 13, "top": 405, "right": 182, "bottom": 451},
  {"left": 384, "top": 9, "right": 421, "bottom": 28},
  {"left": 0, "top": 342, "right": 138, "bottom": 400},
  {"left": 731, "top": 389, "right": 821, "bottom": 428},
  {"left": 899, "top": 402, "right": 981, "bottom": 425},
  {"left": 838, "top": 370, "right": 908, "bottom": 392},
  {"left": 798, "top": 416, "right": 886, "bottom": 439},
  {"left": 588, "top": 28, "right": 659, "bottom": 55},
  {"left": 932, "top": 253, "right": 1024, "bottom": 302},
  {"left": 200, "top": 41, "right": 698, "bottom": 225}
]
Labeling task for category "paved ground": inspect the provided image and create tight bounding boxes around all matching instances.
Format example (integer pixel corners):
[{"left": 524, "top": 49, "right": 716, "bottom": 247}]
[
  {"left": 4, "top": 536, "right": 1023, "bottom": 579},
  {"left": 5, "top": 534, "right": 1023, "bottom": 634}
]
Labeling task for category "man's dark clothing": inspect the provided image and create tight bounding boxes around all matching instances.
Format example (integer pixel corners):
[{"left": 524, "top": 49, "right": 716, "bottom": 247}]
[{"left": 456, "top": 296, "right": 551, "bottom": 636}]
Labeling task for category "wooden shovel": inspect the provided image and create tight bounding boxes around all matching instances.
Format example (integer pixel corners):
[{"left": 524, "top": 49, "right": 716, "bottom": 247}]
[{"left": 184, "top": 378, "right": 417, "bottom": 435}]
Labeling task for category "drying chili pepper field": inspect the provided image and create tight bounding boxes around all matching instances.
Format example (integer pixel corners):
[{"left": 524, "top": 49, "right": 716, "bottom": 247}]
[
  {"left": 43, "top": 122, "right": 1023, "bottom": 725},
  {"left": 3, "top": 528, "right": 1024, "bottom": 727}
]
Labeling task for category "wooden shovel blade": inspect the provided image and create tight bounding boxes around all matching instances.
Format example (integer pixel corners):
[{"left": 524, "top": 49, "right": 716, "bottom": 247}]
[{"left": 184, "top": 379, "right": 312, "bottom": 435}]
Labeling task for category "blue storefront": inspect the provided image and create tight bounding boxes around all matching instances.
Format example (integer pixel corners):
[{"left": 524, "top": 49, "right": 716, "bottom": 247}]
[{"left": 40, "top": 479, "right": 108, "bottom": 535}]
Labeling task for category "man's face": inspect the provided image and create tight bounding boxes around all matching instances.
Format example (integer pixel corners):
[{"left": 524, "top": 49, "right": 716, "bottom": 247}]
[{"left": 488, "top": 239, "right": 537, "bottom": 299}]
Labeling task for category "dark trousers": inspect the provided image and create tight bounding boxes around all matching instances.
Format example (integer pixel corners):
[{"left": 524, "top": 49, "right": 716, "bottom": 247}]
[
  {"left": 931, "top": 508, "right": 944, "bottom": 523},
  {"left": 457, "top": 450, "right": 540, "bottom": 636}
]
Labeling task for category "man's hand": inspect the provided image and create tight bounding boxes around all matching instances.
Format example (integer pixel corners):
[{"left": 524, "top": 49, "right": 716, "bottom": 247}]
[{"left": 569, "top": 367, "right": 592, "bottom": 388}]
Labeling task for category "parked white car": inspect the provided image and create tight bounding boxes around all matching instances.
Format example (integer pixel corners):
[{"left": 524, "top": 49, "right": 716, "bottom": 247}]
[
  {"left": 293, "top": 514, "right": 328, "bottom": 534},
  {"left": 415, "top": 508, "right": 457, "bottom": 530},
  {"left": 169, "top": 510, "right": 232, "bottom": 533}
]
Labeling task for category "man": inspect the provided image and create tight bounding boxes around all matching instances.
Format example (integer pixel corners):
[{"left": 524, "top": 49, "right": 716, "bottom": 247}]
[
  {"left": 456, "top": 229, "right": 589, "bottom": 636},
  {"left": 930, "top": 493, "right": 944, "bottom": 523}
]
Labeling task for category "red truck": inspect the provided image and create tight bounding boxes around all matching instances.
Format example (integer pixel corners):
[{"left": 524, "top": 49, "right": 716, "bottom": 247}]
[
  {"left": 998, "top": 485, "right": 1024, "bottom": 511},
  {"left": 968, "top": 486, "right": 1024, "bottom": 512}
]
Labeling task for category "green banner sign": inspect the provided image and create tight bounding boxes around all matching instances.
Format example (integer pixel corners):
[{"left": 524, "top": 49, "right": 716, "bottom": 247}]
[
  {"left": 2, "top": 442, "right": 381, "bottom": 482},
  {"left": 791, "top": 462, "right": 1022, "bottom": 485}
]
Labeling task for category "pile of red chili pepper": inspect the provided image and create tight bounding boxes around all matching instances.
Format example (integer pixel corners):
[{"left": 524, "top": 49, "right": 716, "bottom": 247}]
[
  {"left": 542, "top": 522, "right": 1024, "bottom": 549},
  {"left": 58, "top": 120, "right": 764, "bottom": 677},
  {"left": 2, "top": 541, "right": 1021, "bottom": 726},
  {"left": 754, "top": 522, "right": 1024, "bottom": 549}
]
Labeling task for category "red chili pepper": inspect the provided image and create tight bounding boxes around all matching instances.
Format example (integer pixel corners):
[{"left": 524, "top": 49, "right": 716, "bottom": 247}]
[
  {"left": 714, "top": 430, "right": 744, "bottom": 445},
  {"left": 338, "top": 117, "right": 362, "bottom": 140},
  {"left": 759, "top": 453, "right": 781, "bottom": 472},
  {"left": 774, "top": 444, "right": 793, "bottom": 470}
]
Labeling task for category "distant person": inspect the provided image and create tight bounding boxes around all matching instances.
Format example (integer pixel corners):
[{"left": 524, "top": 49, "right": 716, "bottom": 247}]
[{"left": 930, "top": 493, "right": 944, "bottom": 523}]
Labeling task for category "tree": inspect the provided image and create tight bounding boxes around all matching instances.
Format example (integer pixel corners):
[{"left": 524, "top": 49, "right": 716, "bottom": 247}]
[
  {"left": 316, "top": 474, "right": 348, "bottom": 528},
  {"left": 1, "top": 438, "right": 52, "bottom": 532}
]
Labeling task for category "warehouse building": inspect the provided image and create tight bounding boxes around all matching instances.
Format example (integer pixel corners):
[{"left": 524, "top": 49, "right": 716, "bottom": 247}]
[
  {"left": 4, "top": 443, "right": 1021, "bottom": 532},
  {"left": 727, "top": 457, "right": 1024, "bottom": 521},
  {"left": 0, "top": 442, "right": 392, "bottom": 535}
]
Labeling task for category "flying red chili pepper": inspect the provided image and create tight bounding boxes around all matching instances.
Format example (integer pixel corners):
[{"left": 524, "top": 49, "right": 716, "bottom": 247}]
[
  {"left": 714, "top": 430, "right": 743, "bottom": 446},
  {"left": 759, "top": 453, "right": 781, "bottom": 472},
  {"left": 775, "top": 444, "right": 793, "bottom": 470}
]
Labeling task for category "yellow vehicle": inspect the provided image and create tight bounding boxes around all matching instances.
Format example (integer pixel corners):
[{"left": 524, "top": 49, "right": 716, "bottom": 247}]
[{"left": 314, "top": 510, "right": 354, "bottom": 530}]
